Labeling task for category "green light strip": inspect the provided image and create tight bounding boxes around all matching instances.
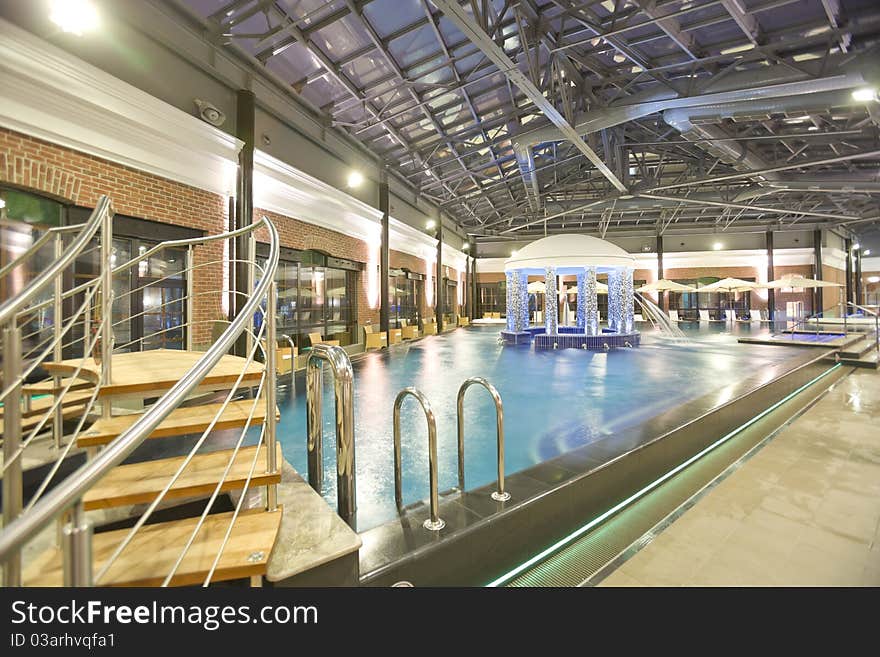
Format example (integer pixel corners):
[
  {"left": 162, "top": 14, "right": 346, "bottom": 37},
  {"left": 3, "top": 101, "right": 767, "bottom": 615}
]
[{"left": 486, "top": 363, "right": 841, "bottom": 587}]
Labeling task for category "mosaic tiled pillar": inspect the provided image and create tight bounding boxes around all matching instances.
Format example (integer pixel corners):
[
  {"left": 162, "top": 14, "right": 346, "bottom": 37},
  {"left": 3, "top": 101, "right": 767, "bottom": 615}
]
[
  {"left": 576, "top": 270, "right": 586, "bottom": 330},
  {"left": 584, "top": 267, "right": 598, "bottom": 336},
  {"left": 544, "top": 266, "right": 558, "bottom": 335},
  {"left": 505, "top": 270, "right": 515, "bottom": 332},
  {"left": 622, "top": 268, "right": 635, "bottom": 334},
  {"left": 607, "top": 268, "right": 624, "bottom": 333},
  {"left": 517, "top": 271, "right": 529, "bottom": 331}
]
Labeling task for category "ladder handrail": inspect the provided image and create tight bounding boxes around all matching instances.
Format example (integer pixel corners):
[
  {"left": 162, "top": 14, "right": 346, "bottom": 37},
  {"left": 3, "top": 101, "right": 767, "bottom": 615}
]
[
  {"left": 305, "top": 343, "right": 356, "bottom": 525},
  {"left": 847, "top": 302, "right": 880, "bottom": 356},
  {"left": 0, "top": 215, "right": 280, "bottom": 566},
  {"left": 392, "top": 387, "right": 445, "bottom": 531},
  {"left": 456, "top": 377, "right": 509, "bottom": 502}
]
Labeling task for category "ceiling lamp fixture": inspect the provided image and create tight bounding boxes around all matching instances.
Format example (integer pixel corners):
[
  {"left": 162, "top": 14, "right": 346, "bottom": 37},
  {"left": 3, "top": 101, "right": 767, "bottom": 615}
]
[
  {"left": 426, "top": 219, "right": 436, "bottom": 230},
  {"left": 851, "top": 87, "right": 878, "bottom": 102},
  {"left": 713, "top": 242, "right": 723, "bottom": 250},
  {"left": 49, "top": 0, "right": 99, "bottom": 36},
  {"left": 346, "top": 170, "right": 364, "bottom": 188}
]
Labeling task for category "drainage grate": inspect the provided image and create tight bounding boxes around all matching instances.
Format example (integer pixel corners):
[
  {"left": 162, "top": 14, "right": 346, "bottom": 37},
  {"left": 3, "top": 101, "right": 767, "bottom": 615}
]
[{"left": 504, "top": 365, "right": 848, "bottom": 587}]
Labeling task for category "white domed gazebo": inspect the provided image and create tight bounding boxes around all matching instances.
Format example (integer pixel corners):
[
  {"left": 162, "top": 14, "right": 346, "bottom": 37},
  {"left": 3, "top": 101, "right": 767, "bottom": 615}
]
[{"left": 501, "top": 234, "right": 640, "bottom": 350}]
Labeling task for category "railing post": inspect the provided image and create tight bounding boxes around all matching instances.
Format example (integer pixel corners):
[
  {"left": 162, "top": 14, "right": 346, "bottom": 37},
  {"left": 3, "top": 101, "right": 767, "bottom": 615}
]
[
  {"left": 393, "top": 388, "right": 444, "bottom": 531},
  {"left": 306, "top": 356, "right": 324, "bottom": 494},
  {"left": 61, "top": 501, "right": 92, "bottom": 586},
  {"left": 83, "top": 293, "right": 91, "bottom": 359},
  {"left": 100, "top": 205, "right": 113, "bottom": 418},
  {"left": 265, "top": 281, "right": 278, "bottom": 512},
  {"left": 306, "top": 345, "right": 356, "bottom": 525},
  {"left": 2, "top": 325, "right": 23, "bottom": 586},
  {"left": 185, "top": 245, "right": 194, "bottom": 351},
  {"left": 246, "top": 230, "right": 256, "bottom": 357},
  {"left": 53, "top": 233, "right": 64, "bottom": 449}
]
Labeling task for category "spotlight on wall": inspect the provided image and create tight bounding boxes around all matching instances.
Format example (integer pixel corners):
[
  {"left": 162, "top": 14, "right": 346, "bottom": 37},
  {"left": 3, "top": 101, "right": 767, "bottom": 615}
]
[
  {"left": 426, "top": 219, "right": 436, "bottom": 230},
  {"left": 462, "top": 243, "right": 470, "bottom": 251},
  {"left": 713, "top": 242, "right": 723, "bottom": 250},
  {"left": 868, "top": 276, "right": 880, "bottom": 284},
  {"left": 851, "top": 87, "right": 878, "bottom": 102},
  {"left": 346, "top": 170, "right": 364, "bottom": 188},
  {"left": 511, "top": 250, "right": 519, "bottom": 257},
  {"left": 853, "top": 242, "right": 861, "bottom": 250},
  {"left": 864, "top": 249, "right": 871, "bottom": 256},
  {"left": 0, "top": 198, "right": 6, "bottom": 209},
  {"left": 50, "top": 0, "right": 99, "bottom": 35}
]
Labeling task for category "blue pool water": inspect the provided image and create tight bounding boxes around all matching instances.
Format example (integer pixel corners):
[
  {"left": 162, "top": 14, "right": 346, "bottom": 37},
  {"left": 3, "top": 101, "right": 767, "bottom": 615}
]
[{"left": 276, "top": 325, "right": 809, "bottom": 530}]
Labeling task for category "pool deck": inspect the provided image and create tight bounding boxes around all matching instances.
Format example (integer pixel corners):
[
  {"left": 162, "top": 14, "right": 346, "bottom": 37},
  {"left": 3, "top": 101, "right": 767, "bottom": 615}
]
[{"left": 357, "top": 346, "right": 838, "bottom": 586}]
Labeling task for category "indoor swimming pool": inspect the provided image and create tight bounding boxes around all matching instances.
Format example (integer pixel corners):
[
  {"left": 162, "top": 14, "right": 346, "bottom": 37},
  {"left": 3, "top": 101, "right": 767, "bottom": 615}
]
[{"left": 277, "top": 325, "right": 813, "bottom": 530}]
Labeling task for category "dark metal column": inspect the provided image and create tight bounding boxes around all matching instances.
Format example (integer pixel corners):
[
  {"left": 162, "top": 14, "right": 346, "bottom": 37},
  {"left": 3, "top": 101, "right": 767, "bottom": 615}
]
[
  {"left": 468, "top": 238, "right": 476, "bottom": 321},
  {"left": 471, "top": 240, "right": 478, "bottom": 320},
  {"left": 435, "top": 219, "right": 443, "bottom": 332},
  {"left": 379, "top": 170, "right": 390, "bottom": 337},
  {"left": 656, "top": 234, "right": 665, "bottom": 311},
  {"left": 766, "top": 231, "right": 775, "bottom": 321},
  {"left": 845, "top": 237, "right": 853, "bottom": 308},
  {"left": 856, "top": 246, "right": 863, "bottom": 306},
  {"left": 234, "top": 89, "right": 255, "bottom": 356},
  {"left": 813, "top": 229, "right": 823, "bottom": 314}
]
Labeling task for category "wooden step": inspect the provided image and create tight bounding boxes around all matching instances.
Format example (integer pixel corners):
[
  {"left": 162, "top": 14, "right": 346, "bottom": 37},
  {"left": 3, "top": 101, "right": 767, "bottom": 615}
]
[
  {"left": 83, "top": 444, "right": 282, "bottom": 510},
  {"left": 77, "top": 399, "right": 277, "bottom": 448},
  {"left": 2, "top": 390, "right": 96, "bottom": 434},
  {"left": 43, "top": 350, "right": 264, "bottom": 399},
  {"left": 24, "top": 507, "right": 282, "bottom": 587},
  {"left": 22, "top": 377, "right": 94, "bottom": 397}
]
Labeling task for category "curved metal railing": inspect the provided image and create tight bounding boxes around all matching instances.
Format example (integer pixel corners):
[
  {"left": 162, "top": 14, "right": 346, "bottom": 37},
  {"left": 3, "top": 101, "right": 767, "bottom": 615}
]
[
  {"left": 0, "top": 202, "right": 281, "bottom": 588},
  {"left": 456, "top": 377, "right": 509, "bottom": 502}
]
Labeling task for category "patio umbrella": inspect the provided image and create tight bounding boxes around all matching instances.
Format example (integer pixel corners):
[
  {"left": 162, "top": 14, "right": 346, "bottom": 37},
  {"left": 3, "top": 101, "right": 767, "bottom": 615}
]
[
  {"left": 561, "top": 282, "right": 608, "bottom": 295},
  {"left": 696, "top": 277, "right": 760, "bottom": 293},
  {"left": 527, "top": 280, "right": 546, "bottom": 294},
  {"left": 637, "top": 279, "right": 696, "bottom": 293},
  {"left": 763, "top": 273, "right": 842, "bottom": 290}
]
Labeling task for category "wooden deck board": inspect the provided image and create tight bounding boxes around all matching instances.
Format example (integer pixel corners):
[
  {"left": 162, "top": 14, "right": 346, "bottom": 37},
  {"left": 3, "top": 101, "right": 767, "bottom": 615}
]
[
  {"left": 43, "top": 350, "right": 264, "bottom": 398},
  {"left": 25, "top": 507, "right": 282, "bottom": 587},
  {"left": 83, "top": 444, "right": 282, "bottom": 510},
  {"left": 77, "top": 399, "right": 275, "bottom": 447}
]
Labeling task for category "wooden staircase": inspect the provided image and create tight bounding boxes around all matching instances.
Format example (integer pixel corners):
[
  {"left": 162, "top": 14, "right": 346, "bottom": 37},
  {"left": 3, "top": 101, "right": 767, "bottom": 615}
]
[{"left": 22, "top": 349, "right": 284, "bottom": 587}]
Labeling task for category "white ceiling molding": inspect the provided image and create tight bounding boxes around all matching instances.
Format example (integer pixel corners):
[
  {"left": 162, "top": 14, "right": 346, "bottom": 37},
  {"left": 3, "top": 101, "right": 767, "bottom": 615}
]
[
  {"left": 861, "top": 256, "right": 880, "bottom": 272},
  {"left": 254, "top": 149, "right": 467, "bottom": 266},
  {"left": 822, "top": 247, "right": 848, "bottom": 272},
  {"left": 0, "top": 18, "right": 241, "bottom": 196},
  {"left": 477, "top": 248, "right": 817, "bottom": 273}
]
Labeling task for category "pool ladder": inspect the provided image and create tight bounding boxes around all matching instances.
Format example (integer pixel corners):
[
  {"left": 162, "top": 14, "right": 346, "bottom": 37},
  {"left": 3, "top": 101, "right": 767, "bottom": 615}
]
[{"left": 392, "top": 377, "right": 508, "bottom": 532}]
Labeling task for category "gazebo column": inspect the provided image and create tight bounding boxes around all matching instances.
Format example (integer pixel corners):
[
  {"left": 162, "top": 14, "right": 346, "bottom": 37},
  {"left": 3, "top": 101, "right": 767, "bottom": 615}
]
[
  {"left": 608, "top": 268, "right": 623, "bottom": 333},
  {"left": 582, "top": 267, "right": 598, "bottom": 336},
  {"left": 505, "top": 270, "right": 529, "bottom": 333},
  {"left": 544, "top": 266, "right": 558, "bottom": 335},
  {"left": 576, "top": 270, "right": 586, "bottom": 330},
  {"left": 622, "top": 268, "right": 635, "bottom": 333}
]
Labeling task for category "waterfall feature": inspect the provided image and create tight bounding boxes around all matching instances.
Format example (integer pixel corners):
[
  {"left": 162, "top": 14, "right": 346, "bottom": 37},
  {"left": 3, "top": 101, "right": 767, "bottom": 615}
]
[{"left": 635, "top": 292, "right": 688, "bottom": 340}]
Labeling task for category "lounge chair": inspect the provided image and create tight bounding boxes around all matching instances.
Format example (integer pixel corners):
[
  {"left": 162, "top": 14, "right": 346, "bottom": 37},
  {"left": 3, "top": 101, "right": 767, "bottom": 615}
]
[
  {"left": 363, "top": 325, "right": 387, "bottom": 350},
  {"left": 724, "top": 309, "right": 737, "bottom": 323},
  {"left": 633, "top": 313, "right": 644, "bottom": 323},
  {"left": 388, "top": 327, "right": 402, "bottom": 344},
  {"left": 750, "top": 309, "right": 772, "bottom": 323},
  {"left": 699, "top": 309, "right": 724, "bottom": 323},
  {"left": 308, "top": 332, "right": 340, "bottom": 348},
  {"left": 400, "top": 319, "right": 419, "bottom": 340},
  {"left": 458, "top": 316, "right": 470, "bottom": 327},
  {"left": 259, "top": 338, "right": 297, "bottom": 375},
  {"left": 422, "top": 317, "right": 437, "bottom": 335}
]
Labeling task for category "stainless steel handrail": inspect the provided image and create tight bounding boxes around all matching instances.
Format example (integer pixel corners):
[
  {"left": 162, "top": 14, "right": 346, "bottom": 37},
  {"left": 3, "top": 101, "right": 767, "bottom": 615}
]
[
  {"left": 847, "top": 301, "right": 880, "bottom": 356},
  {"left": 392, "top": 387, "right": 445, "bottom": 531},
  {"left": 0, "top": 196, "right": 111, "bottom": 326},
  {"left": 456, "top": 377, "right": 509, "bottom": 502},
  {"left": 305, "top": 343, "right": 356, "bottom": 525},
  {"left": 0, "top": 221, "right": 91, "bottom": 280},
  {"left": 280, "top": 333, "right": 297, "bottom": 379},
  {"left": 0, "top": 215, "right": 280, "bottom": 567}
]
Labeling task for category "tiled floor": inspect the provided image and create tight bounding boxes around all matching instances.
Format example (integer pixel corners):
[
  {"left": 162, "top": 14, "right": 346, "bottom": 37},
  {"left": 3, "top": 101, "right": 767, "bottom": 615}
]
[{"left": 600, "top": 369, "right": 880, "bottom": 587}]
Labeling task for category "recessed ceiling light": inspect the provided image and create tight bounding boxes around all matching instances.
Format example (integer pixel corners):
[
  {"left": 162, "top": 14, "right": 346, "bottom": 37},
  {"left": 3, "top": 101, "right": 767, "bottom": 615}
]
[{"left": 49, "top": 0, "right": 99, "bottom": 36}]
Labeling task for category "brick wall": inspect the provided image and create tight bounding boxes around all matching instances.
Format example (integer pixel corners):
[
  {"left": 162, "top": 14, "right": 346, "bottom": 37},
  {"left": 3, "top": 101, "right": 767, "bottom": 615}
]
[
  {"left": 0, "top": 128, "right": 226, "bottom": 345},
  {"left": 390, "top": 248, "right": 428, "bottom": 319}
]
